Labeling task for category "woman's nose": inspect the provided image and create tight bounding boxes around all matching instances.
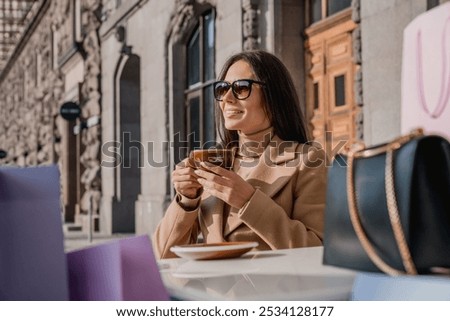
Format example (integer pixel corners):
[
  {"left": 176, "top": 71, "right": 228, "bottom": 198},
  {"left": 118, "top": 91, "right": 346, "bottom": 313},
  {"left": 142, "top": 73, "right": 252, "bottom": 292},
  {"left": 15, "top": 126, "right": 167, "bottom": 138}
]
[{"left": 222, "top": 86, "right": 236, "bottom": 102}]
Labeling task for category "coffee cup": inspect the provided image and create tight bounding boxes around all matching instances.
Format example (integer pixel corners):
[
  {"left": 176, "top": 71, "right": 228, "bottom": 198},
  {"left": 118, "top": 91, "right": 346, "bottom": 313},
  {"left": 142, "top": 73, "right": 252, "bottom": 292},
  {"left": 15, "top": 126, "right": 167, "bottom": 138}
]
[{"left": 189, "top": 149, "right": 234, "bottom": 170}]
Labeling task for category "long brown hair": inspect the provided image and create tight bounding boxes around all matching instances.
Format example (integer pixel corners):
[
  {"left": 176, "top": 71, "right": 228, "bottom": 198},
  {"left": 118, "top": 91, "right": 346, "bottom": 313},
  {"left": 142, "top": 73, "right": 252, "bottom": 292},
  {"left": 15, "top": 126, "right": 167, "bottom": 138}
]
[{"left": 215, "top": 50, "right": 310, "bottom": 147}]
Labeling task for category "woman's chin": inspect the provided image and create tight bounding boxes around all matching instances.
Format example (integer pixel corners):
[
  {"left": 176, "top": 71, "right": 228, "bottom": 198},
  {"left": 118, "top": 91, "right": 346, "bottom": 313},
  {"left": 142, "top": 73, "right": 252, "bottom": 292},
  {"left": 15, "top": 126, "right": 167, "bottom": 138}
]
[{"left": 224, "top": 122, "right": 240, "bottom": 131}]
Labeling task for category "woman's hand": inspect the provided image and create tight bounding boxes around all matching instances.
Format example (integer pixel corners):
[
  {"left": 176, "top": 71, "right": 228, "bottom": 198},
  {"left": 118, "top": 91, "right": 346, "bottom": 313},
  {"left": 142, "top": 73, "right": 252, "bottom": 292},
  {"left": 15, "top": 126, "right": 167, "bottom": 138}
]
[
  {"left": 172, "top": 160, "right": 203, "bottom": 199},
  {"left": 195, "top": 162, "right": 255, "bottom": 209}
]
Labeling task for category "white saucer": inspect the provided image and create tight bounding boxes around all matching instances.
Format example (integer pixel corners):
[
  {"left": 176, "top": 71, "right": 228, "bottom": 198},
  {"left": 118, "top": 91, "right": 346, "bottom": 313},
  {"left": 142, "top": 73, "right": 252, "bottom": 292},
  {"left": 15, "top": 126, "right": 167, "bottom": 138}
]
[{"left": 170, "top": 242, "right": 258, "bottom": 260}]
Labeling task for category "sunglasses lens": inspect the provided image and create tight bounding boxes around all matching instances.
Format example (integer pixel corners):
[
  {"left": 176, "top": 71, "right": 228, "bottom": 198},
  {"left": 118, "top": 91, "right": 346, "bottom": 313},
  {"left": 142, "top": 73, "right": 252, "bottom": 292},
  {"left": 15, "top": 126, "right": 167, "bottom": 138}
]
[
  {"left": 232, "top": 80, "right": 251, "bottom": 99},
  {"left": 214, "top": 82, "right": 230, "bottom": 100}
]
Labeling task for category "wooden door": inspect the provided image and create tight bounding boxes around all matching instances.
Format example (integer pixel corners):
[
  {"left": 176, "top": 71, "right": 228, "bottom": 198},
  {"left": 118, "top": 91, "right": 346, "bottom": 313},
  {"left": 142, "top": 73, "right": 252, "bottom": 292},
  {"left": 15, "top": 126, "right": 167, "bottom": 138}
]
[{"left": 305, "top": 9, "right": 358, "bottom": 158}]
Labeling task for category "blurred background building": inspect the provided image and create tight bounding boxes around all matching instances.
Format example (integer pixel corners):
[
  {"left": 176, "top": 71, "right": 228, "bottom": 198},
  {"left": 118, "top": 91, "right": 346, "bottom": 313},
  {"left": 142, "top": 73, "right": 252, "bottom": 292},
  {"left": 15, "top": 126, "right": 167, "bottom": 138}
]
[{"left": 0, "top": 0, "right": 448, "bottom": 239}]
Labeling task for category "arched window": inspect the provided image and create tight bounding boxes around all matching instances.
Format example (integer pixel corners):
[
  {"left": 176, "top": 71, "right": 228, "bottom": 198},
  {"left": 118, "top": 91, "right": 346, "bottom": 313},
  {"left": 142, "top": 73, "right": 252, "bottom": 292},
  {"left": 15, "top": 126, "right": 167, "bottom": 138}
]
[{"left": 185, "top": 10, "right": 215, "bottom": 151}]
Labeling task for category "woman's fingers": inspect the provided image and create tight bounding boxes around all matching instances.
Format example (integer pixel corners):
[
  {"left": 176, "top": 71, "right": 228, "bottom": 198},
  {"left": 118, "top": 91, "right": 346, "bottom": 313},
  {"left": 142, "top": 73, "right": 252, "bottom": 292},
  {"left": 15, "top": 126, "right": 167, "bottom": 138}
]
[
  {"left": 174, "top": 166, "right": 198, "bottom": 176},
  {"left": 196, "top": 177, "right": 227, "bottom": 193},
  {"left": 174, "top": 179, "right": 202, "bottom": 187},
  {"left": 172, "top": 174, "right": 199, "bottom": 183},
  {"left": 199, "top": 162, "right": 231, "bottom": 177},
  {"left": 172, "top": 164, "right": 203, "bottom": 198},
  {"left": 194, "top": 166, "right": 255, "bottom": 209},
  {"left": 194, "top": 169, "right": 229, "bottom": 186}
]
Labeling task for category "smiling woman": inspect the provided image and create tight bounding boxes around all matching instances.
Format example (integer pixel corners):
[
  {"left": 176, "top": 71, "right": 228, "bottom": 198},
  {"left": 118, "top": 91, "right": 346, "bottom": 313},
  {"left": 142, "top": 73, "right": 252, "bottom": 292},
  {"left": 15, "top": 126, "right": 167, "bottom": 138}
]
[{"left": 153, "top": 50, "right": 328, "bottom": 259}]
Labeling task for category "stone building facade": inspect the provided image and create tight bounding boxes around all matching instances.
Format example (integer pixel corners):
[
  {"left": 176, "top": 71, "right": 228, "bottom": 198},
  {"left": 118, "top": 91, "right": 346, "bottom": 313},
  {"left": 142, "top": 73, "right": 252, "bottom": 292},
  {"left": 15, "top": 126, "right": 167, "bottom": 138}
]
[
  {"left": 0, "top": 0, "right": 448, "bottom": 237},
  {"left": 0, "top": 0, "right": 103, "bottom": 230}
]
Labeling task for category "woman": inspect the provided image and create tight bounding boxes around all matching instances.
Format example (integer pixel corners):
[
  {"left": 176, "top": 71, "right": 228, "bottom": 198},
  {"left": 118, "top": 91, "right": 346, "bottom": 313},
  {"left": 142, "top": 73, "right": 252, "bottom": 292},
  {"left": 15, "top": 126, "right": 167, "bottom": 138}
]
[{"left": 153, "top": 50, "right": 327, "bottom": 259}]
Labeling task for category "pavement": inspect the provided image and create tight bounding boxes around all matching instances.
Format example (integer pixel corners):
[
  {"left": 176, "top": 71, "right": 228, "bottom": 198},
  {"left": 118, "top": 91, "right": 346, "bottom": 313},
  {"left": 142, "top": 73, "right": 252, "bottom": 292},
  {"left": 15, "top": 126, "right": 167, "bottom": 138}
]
[{"left": 63, "top": 231, "right": 135, "bottom": 252}]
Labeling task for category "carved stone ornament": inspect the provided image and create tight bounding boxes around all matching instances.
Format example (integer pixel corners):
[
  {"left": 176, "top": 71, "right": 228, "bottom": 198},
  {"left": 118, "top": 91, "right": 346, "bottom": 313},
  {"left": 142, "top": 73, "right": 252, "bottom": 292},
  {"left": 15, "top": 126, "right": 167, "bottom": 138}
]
[
  {"left": 351, "top": 0, "right": 363, "bottom": 140},
  {"left": 78, "top": 0, "right": 102, "bottom": 218},
  {"left": 55, "top": 0, "right": 76, "bottom": 62},
  {"left": 167, "top": 0, "right": 196, "bottom": 43},
  {"left": 352, "top": 26, "right": 362, "bottom": 64},
  {"left": 242, "top": 0, "right": 259, "bottom": 51},
  {"left": 356, "top": 107, "right": 364, "bottom": 141},
  {"left": 351, "top": 0, "right": 361, "bottom": 23}
]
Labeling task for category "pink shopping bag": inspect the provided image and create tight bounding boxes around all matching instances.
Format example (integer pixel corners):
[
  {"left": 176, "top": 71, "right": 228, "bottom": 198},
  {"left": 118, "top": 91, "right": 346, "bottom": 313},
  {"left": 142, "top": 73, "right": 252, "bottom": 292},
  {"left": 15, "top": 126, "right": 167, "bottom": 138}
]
[{"left": 401, "top": 2, "right": 450, "bottom": 139}]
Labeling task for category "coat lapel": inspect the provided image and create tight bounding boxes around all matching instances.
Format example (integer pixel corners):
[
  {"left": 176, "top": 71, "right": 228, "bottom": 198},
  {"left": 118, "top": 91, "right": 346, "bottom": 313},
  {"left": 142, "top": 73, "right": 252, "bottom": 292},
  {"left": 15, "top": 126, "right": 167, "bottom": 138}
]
[
  {"left": 246, "top": 135, "right": 299, "bottom": 197},
  {"left": 224, "top": 135, "right": 299, "bottom": 236}
]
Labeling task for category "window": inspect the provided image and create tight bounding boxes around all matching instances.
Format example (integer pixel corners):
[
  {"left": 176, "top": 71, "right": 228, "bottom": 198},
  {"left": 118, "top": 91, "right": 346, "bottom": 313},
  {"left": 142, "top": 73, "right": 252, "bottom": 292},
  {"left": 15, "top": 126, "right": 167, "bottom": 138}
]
[
  {"left": 334, "top": 74, "right": 346, "bottom": 107},
  {"left": 185, "top": 10, "right": 215, "bottom": 151},
  {"left": 313, "top": 82, "right": 319, "bottom": 109},
  {"left": 309, "top": 0, "right": 352, "bottom": 24}
]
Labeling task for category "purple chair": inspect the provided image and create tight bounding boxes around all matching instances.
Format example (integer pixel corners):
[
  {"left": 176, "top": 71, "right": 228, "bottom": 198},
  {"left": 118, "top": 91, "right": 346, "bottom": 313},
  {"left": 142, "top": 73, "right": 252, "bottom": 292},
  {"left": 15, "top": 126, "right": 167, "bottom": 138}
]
[
  {"left": 0, "top": 165, "right": 69, "bottom": 300},
  {"left": 67, "top": 235, "right": 169, "bottom": 300}
]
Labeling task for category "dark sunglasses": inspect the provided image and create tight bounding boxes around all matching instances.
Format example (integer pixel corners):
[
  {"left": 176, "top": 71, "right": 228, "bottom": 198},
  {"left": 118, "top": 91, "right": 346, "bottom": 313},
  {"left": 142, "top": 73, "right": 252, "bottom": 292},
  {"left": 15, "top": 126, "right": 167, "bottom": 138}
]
[{"left": 213, "top": 79, "right": 265, "bottom": 101}]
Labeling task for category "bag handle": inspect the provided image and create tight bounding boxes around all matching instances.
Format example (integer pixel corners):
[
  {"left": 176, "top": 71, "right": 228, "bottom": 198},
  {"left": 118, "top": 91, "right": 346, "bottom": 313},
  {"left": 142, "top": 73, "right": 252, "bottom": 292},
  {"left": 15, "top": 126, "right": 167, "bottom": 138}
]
[
  {"left": 346, "top": 131, "right": 422, "bottom": 275},
  {"left": 416, "top": 17, "right": 450, "bottom": 119}
]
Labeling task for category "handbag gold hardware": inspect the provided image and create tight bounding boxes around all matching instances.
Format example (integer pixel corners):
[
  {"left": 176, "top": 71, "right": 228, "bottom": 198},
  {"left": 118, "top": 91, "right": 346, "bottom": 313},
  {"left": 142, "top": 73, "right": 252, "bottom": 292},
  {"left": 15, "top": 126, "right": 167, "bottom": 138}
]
[
  {"left": 346, "top": 130, "right": 423, "bottom": 275},
  {"left": 347, "top": 128, "right": 424, "bottom": 159}
]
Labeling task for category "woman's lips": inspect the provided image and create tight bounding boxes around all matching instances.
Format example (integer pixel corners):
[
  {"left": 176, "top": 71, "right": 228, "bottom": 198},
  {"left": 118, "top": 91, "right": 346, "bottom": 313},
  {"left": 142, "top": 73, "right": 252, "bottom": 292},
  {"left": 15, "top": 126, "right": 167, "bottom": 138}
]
[{"left": 224, "top": 109, "right": 244, "bottom": 117}]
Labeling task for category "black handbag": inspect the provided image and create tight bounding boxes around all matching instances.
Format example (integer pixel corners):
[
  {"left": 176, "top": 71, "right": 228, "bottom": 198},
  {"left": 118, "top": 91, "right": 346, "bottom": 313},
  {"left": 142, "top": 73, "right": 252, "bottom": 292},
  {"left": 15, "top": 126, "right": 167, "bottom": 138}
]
[{"left": 323, "top": 129, "right": 450, "bottom": 275}]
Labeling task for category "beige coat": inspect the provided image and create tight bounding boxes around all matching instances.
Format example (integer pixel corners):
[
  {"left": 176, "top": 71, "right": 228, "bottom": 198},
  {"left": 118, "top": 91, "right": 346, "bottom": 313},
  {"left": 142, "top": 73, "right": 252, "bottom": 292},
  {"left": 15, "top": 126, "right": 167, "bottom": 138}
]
[{"left": 153, "top": 135, "right": 327, "bottom": 259}]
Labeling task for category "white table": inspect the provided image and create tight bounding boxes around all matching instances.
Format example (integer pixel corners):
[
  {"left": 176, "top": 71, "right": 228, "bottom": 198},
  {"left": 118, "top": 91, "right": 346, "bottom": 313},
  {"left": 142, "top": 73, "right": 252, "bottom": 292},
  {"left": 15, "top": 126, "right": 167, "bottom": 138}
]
[{"left": 158, "top": 246, "right": 356, "bottom": 300}]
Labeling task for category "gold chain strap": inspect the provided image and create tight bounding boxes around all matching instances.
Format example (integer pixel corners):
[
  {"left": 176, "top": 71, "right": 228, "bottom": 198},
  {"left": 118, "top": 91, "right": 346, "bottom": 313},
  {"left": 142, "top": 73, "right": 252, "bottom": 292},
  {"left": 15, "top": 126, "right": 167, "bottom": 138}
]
[
  {"left": 385, "top": 151, "right": 418, "bottom": 275},
  {"left": 346, "top": 151, "right": 406, "bottom": 276},
  {"left": 346, "top": 130, "right": 423, "bottom": 275}
]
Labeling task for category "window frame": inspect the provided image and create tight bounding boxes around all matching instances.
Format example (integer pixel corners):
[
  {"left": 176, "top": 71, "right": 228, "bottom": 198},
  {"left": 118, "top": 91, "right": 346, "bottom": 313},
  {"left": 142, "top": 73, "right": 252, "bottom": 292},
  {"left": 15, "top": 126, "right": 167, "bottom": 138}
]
[
  {"left": 184, "top": 9, "right": 216, "bottom": 151},
  {"left": 307, "top": 0, "right": 352, "bottom": 26}
]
